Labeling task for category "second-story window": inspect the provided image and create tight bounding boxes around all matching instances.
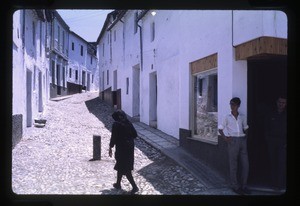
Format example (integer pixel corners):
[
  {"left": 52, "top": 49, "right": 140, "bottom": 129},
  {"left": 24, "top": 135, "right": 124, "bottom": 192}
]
[
  {"left": 72, "top": 42, "right": 74, "bottom": 51},
  {"left": 150, "top": 22, "right": 155, "bottom": 42},
  {"left": 102, "top": 43, "right": 105, "bottom": 57},
  {"left": 75, "top": 70, "right": 78, "bottom": 80},
  {"left": 134, "top": 12, "right": 138, "bottom": 34},
  {"left": 90, "top": 56, "right": 93, "bottom": 64},
  {"left": 39, "top": 21, "right": 42, "bottom": 57},
  {"left": 62, "top": 30, "right": 65, "bottom": 53},
  {"left": 80, "top": 45, "right": 83, "bottom": 56},
  {"left": 32, "top": 21, "right": 35, "bottom": 46},
  {"left": 114, "top": 30, "right": 116, "bottom": 42},
  {"left": 57, "top": 26, "right": 60, "bottom": 46},
  {"left": 69, "top": 68, "right": 72, "bottom": 78}
]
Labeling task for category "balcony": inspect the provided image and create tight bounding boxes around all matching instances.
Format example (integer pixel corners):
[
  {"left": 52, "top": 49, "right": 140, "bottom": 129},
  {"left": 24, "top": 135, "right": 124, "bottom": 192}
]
[{"left": 53, "top": 40, "right": 68, "bottom": 59}]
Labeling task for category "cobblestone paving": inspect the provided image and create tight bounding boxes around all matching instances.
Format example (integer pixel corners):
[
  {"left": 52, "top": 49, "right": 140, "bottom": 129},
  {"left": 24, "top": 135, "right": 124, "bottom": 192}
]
[{"left": 12, "top": 92, "right": 206, "bottom": 195}]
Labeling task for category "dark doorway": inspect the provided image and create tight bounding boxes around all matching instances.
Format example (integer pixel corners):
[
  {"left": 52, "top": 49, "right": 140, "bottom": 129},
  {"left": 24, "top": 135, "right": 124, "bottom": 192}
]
[
  {"left": 247, "top": 55, "right": 287, "bottom": 189},
  {"left": 26, "top": 69, "right": 33, "bottom": 127},
  {"left": 57, "top": 65, "right": 61, "bottom": 95}
]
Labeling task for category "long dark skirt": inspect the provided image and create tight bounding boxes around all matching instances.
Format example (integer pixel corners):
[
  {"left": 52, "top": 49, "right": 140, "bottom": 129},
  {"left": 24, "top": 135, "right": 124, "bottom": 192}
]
[{"left": 114, "top": 140, "right": 134, "bottom": 175}]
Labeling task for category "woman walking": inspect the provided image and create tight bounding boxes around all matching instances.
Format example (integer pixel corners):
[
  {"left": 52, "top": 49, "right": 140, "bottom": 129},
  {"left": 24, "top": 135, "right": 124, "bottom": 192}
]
[{"left": 109, "top": 110, "right": 139, "bottom": 194}]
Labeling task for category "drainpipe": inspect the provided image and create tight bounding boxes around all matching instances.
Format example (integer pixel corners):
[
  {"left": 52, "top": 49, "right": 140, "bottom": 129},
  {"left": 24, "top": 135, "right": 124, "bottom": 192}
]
[
  {"left": 22, "top": 10, "right": 26, "bottom": 50},
  {"left": 22, "top": 10, "right": 26, "bottom": 128},
  {"left": 136, "top": 10, "right": 148, "bottom": 71},
  {"left": 120, "top": 19, "right": 125, "bottom": 65},
  {"left": 231, "top": 10, "right": 234, "bottom": 47}
]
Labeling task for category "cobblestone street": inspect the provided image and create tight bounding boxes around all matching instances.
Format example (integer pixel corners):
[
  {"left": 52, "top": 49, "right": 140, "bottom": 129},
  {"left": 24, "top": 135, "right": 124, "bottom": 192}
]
[{"left": 12, "top": 91, "right": 206, "bottom": 195}]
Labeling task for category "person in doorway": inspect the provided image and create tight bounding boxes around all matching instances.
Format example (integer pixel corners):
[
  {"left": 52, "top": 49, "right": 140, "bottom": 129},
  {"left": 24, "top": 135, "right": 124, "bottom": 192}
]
[
  {"left": 218, "top": 97, "right": 251, "bottom": 195},
  {"left": 109, "top": 109, "right": 139, "bottom": 194},
  {"left": 264, "top": 95, "right": 287, "bottom": 191}
]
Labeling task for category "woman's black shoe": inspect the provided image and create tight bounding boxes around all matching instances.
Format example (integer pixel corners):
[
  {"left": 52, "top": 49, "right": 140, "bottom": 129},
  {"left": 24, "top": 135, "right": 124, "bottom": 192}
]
[
  {"left": 131, "top": 186, "right": 139, "bottom": 194},
  {"left": 242, "top": 187, "right": 251, "bottom": 195},
  {"left": 113, "top": 183, "right": 121, "bottom": 189}
]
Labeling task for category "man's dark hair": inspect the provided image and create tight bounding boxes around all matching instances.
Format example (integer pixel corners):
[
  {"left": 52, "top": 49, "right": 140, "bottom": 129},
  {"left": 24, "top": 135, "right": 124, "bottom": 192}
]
[
  {"left": 278, "top": 94, "right": 287, "bottom": 100},
  {"left": 230, "top": 97, "right": 241, "bottom": 106}
]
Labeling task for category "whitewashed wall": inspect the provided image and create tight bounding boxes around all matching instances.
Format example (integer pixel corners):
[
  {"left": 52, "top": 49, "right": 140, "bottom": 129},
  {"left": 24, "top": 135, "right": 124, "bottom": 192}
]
[
  {"left": 13, "top": 10, "right": 49, "bottom": 129},
  {"left": 121, "top": 11, "right": 142, "bottom": 117},
  {"left": 98, "top": 25, "right": 113, "bottom": 92},
  {"left": 111, "top": 22, "right": 124, "bottom": 73},
  {"left": 97, "top": 10, "right": 287, "bottom": 139},
  {"left": 233, "top": 10, "right": 288, "bottom": 46},
  {"left": 142, "top": 10, "right": 234, "bottom": 138},
  {"left": 13, "top": 10, "right": 25, "bottom": 117},
  {"left": 180, "top": 11, "right": 237, "bottom": 136},
  {"left": 86, "top": 50, "right": 99, "bottom": 91},
  {"left": 141, "top": 10, "right": 181, "bottom": 137},
  {"left": 143, "top": 10, "right": 286, "bottom": 138}
]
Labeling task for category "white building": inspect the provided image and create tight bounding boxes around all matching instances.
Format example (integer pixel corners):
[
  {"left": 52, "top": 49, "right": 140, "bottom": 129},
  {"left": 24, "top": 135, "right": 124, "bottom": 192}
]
[
  {"left": 97, "top": 10, "right": 287, "bottom": 189},
  {"left": 12, "top": 10, "right": 51, "bottom": 147},
  {"left": 68, "top": 31, "right": 98, "bottom": 94},
  {"left": 48, "top": 11, "right": 69, "bottom": 98},
  {"left": 86, "top": 42, "right": 99, "bottom": 92}
]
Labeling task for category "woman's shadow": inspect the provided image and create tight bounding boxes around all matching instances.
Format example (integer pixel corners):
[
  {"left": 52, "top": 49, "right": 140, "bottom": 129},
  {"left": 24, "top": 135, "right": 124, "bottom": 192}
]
[{"left": 100, "top": 188, "right": 137, "bottom": 195}]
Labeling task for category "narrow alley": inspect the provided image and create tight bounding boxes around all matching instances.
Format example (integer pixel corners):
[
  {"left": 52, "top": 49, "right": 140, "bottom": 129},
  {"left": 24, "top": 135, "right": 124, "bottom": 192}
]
[{"left": 12, "top": 92, "right": 206, "bottom": 195}]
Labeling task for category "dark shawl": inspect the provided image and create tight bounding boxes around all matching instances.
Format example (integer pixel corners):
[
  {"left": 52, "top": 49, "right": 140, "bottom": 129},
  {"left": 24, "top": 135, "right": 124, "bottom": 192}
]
[{"left": 109, "top": 110, "right": 138, "bottom": 174}]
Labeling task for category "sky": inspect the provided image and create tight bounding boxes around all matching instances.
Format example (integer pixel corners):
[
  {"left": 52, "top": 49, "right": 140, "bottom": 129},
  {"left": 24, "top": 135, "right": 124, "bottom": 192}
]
[{"left": 57, "top": 9, "right": 114, "bottom": 42}]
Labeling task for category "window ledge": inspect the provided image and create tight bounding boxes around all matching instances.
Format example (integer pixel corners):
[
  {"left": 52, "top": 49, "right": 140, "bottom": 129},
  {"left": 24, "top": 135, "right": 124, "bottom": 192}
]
[{"left": 186, "top": 136, "right": 218, "bottom": 145}]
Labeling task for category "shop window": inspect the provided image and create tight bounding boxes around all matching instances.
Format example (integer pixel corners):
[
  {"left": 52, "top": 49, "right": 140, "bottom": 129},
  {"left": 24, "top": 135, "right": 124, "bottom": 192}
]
[{"left": 193, "top": 69, "right": 218, "bottom": 143}]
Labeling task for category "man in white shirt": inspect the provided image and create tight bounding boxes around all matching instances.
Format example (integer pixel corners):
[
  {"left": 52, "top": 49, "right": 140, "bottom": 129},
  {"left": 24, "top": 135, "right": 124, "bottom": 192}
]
[{"left": 218, "top": 97, "right": 250, "bottom": 195}]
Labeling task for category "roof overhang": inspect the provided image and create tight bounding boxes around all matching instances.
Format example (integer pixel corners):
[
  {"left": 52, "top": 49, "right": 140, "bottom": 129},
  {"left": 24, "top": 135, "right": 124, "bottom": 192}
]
[{"left": 235, "top": 36, "right": 287, "bottom": 60}]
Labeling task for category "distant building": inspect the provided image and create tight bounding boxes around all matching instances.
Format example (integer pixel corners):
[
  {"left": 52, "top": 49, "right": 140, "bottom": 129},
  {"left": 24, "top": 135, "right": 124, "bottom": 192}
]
[
  {"left": 97, "top": 10, "right": 287, "bottom": 189},
  {"left": 68, "top": 31, "right": 98, "bottom": 94},
  {"left": 12, "top": 9, "right": 99, "bottom": 148},
  {"left": 48, "top": 10, "right": 70, "bottom": 98},
  {"left": 86, "top": 42, "right": 99, "bottom": 92},
  {"left": 97, "top": 10, "right": 125, "bottom": 107}
]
